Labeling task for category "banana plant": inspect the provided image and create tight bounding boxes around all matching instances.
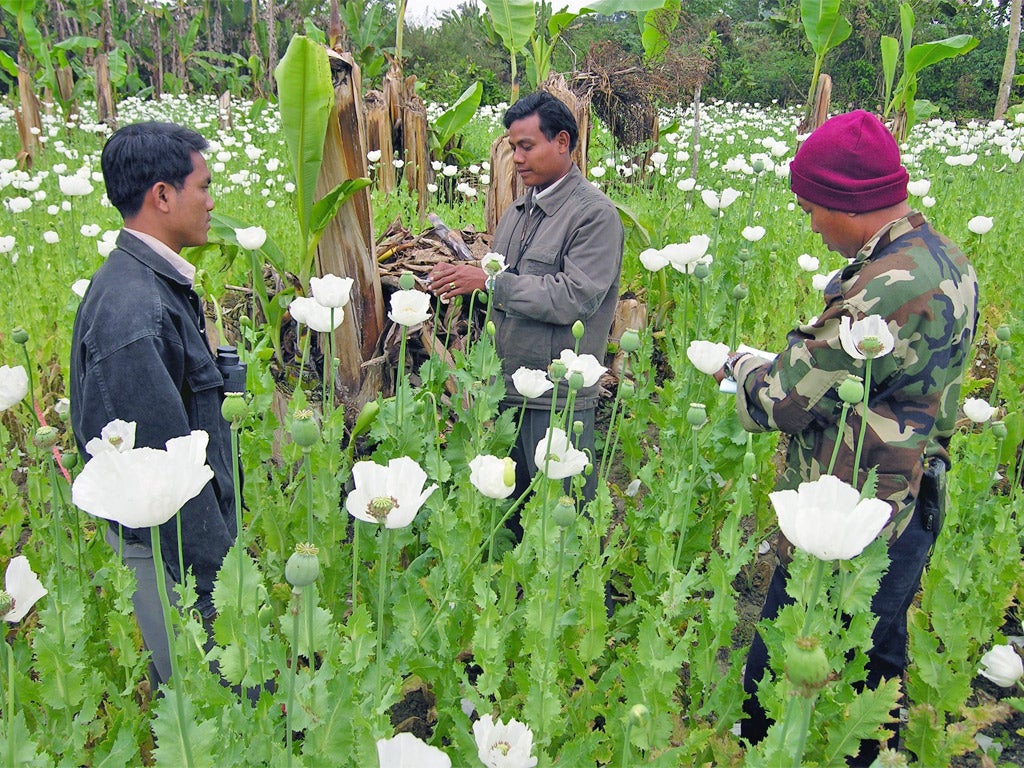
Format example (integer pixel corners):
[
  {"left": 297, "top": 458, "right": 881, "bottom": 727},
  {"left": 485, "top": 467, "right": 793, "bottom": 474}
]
[
  {"left": 429, "top": 80, "right": 483, "bottom": 164},
  {"left": 273, "top": 35, "right": 372, "bottom": 284},
  {"left": 881, "top": 3, "right": 978, "bottom": 142},
  {"left": 799, "top": 0, "right": 851, "bottom": 127},
  {"left": 481, "top": 0, "right": 535, "bottom": 102}
]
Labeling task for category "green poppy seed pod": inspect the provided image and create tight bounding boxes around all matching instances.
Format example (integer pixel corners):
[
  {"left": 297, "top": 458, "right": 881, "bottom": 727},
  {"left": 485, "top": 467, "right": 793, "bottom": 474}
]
[
  {"left": 0, "top": 590, "right": 12, "bottom": 617},
  {"left": 290, "top": 409, "right": 320, "bottom": 448},
  {"left": 257, "top": 604, "right": 274, "bottom": 627},
  {"left": 551, "top": 496, "right": 576, "bottom": 528},
  {"left": 351, "top": 400, "right": 380, "bottom": 439},
  {"left": 503, "top": 456, "right": 516, "bottom": 488},
  {"left": 686, "top": 402, "right": 707, "bottom": 428},
  {"left": 285, "top": 542, "right": 320, "bottom": 588},
  {"left": 737, "top": 248, "right": 753, "bottom": 263},
  {"left": 743, "top": 451, "right": 756, "bottom": 475},
  {"left": 11, "top": 327, "right": 28, "bottom": 345},
  {"left": 238, "top": 315, "right": 252, "bottom": 329},
  {"left": 568, "top": 371, "right": 584, "bottom": 391},
  {"left": 221, "top": 392, "right": 249, "bottom": 424},
  {"left": 786, "top": 635, "right": 829, "bottom": 692},
  {"left": 572, "top": 419, "right": 584, "bottom": 437},
  {"left": 33, "top": 426, "right": 59, "bottom": 450},
  {"left": 548, "top": 359, "right": 567, "bottom": 381},
  {"left": 732, "top": 283, "right": 749, "bottom": 300},
  {"left": 399, "top": 272, "right": 415, "bottom": 290},
  {"left": 628, "top": 703, "right": 649, "bottom": 726},
  {"left": 996, "top": 325, "right": 1011, "bottom": 342},
  {"left": 486, "top": 320, "right": 496, "bottom": 337},
  {"left": 996, "top": 343, "right": 1012, "bottom": 361},
  {"left": 571, "top": 320, "right": 585, "bottom": 340},
  {"left": 620, "top": 329, "right": 641, "bottom": 354},
  {"left": 992, "top": 420, "right": 1008, "bottom": 440},
  {"left": 61, "top": 450, "right": 79, "bottom": 471},
  {"left": 752, "top": 158, "right": 765, "bottom": 173},
  {"left": 838, "top": 376, "right": 865, "bottom": 404},
  {"left": 619, "top": 380, "right": 635, "bottom": 398},
  {"left": 692, "top": 262, "right": 710, "bottom": 280},
  {"left": 859, "top": 336, "right": 884, "bottom": 357}
]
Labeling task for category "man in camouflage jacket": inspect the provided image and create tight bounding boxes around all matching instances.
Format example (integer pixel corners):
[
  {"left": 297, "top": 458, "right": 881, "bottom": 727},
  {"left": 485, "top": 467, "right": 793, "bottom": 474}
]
[{"left": 715, "top": 111, "right": 979, "bottom": 763}]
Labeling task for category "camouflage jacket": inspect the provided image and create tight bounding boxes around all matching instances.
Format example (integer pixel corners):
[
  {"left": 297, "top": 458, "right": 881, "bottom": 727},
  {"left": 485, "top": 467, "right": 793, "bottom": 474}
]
[{"left": 732, "top": 212, "right": 978, "bottom": 549}]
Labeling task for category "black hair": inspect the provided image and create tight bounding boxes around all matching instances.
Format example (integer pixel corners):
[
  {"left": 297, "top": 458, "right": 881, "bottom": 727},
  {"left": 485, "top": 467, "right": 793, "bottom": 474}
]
[
  {"left": 100, "top": 122, "right": 208, "bottom": 219},
  {"left": 503, "top": 91, "right": 579, "bottom": 152}
]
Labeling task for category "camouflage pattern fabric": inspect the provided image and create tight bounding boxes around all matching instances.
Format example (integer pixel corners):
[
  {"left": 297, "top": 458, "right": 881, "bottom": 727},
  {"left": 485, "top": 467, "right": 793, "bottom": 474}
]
[{"left": 732, "top": 212, "right": 979, "bottom": 560}]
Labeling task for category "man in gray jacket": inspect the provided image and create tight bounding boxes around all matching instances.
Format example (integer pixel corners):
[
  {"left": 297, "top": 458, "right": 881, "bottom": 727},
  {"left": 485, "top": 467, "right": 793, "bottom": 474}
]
[{"left": 428, "top": 91, "right": 624, "bottom": 504}]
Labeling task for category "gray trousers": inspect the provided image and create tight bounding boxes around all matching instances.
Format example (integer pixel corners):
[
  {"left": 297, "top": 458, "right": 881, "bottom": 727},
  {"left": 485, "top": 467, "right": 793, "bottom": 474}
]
[{"left": 105, "top": 526, "right": 175, "bottom": 686}]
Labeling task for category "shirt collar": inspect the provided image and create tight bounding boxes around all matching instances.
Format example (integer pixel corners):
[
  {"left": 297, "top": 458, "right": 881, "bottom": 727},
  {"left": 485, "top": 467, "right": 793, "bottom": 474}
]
[
  {"left": 123, "top": 227, "right": 196, "bottom": 285},
  {"left": 855, "top": 211, "right": 926, "bottom": 262}
]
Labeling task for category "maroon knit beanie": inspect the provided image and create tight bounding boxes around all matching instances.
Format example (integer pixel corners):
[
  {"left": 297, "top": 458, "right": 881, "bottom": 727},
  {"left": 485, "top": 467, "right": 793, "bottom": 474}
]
[{"left": 790, "top": 110, "right": 908, "bottom": 213}]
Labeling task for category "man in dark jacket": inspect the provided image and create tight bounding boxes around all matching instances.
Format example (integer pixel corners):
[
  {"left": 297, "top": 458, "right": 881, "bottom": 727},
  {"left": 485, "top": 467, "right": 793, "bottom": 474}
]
[
  {"left": 70, "top": 122, "right": 236, "bottom": 686},
  {"left": 427, "top": 92, "right": 624, "bottom": 502}
]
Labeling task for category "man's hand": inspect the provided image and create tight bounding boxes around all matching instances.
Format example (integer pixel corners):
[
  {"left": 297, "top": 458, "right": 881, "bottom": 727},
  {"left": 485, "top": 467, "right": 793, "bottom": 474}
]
[{"left": 427, "top": 263, "right": 488, "bottom": 301}]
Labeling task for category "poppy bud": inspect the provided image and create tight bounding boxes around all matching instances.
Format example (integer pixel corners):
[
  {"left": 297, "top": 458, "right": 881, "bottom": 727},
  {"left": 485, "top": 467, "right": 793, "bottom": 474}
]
[
  {"left": 61, "top": 451, "right": 79, "bottom": 471},
  {"left": 619, "top": 380, "right": 635, "bottom": 398},
  {"left": 285, "top": 542, "right": 320, "bottom": 588},
  {"left": 838, "top": 376, "right": 864, "bottom": 404},
  {"left": 503, "top": 457, "right": 516, "bottom": 488},
  {"left": 221, "top": 392, "right": 249, "bottom": 424},
  {"left": 572, "top": 320, "right": 585, "bottom": 340},
  {"left": 551, "top": 496, "right": 575, "bottom": 528},
  {"left": 743, "top": 451, "right": 756, "bottom": 475},
  {"left": 399, "top": 272, "right": 415, "bottom": 290},
  {"left": 686, "top": 402, "right": 707, "bottom": 428},
  {"left": 33, "top": 426, "right": 59, "bottom": 450},
  {"left": 620, "top": 329, "right": 641, "bottom": 353},
  {"left": 486, "top": 320, "right": 496, "bottom": 337},
  {"left": 786, "top": 635, "right": 829, "bottom": 693},
  {"left": 258, "top": 604, "right": 275, "bottom": 627},
  {"left": 996, "top": 343, "right": 1012, "bottom": 361},
  {"left": 629, "top": 703, "right": 649, "bottom": 726},
  {"left": 290, "top": 409, "right": 320, "bottom": 448}
]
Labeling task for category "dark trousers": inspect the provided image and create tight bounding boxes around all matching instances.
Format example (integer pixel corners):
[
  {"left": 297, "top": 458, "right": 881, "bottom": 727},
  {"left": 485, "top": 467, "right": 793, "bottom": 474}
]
[{"left": 741, "top": 499, "right": 937, "bottom": 764}]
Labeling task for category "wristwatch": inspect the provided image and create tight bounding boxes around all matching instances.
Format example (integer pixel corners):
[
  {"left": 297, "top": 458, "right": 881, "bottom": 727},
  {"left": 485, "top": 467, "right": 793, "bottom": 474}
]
[{"left": 723, "top": 352, "right": 748, "bottom": 380}]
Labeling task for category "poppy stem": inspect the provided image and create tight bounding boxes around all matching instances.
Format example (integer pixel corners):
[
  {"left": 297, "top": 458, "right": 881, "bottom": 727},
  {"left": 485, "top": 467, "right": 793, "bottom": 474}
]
[{"left": 851, "top": 356, "right": 874, "bottom": 486}]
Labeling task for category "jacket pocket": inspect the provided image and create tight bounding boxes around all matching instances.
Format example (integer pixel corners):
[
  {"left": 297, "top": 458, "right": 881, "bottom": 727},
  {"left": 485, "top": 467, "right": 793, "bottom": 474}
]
[{"left": 519, "top": 246, "right": 560, "bottom": 276}]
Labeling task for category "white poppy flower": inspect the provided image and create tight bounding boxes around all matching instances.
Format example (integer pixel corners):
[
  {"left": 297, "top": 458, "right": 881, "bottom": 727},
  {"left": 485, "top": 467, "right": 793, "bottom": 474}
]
[
  {"left": 797, "top": 254, "right": 819, "bottom": 272},
  {"left": 469, "top": 455, "right": 516, "bottom": 499},
  {"left": 511, "top": 367, "right": 554, "bottom": 399},
  {"left": 741, "top": 225, "right": 766, "bottom": 242},
  {"left": 0, "top": 365, "right": 29, "bottom": 412},
  {"left": 967, "top": 215, "right": 994, "bottom": 235},
  {"left": 921, "top": 196, "right": 936, "bottom": 208},
  {"left": 700, "top": 187, "right": 741, "bottom": 211},
  {"left": 43, "top": 230, "right": 59, "bottom": 244},
  {"left": 376, "top": 732, "right": 451, "bottom": 768},
  {"left": 310, "top": 273, "right": 354, "bottom": 309},
  {"left": 346, "top": 456, "right": 437, "bottom": 529},
  {"left": 769, "top": 475, "right": 891, "bottom": 561},
  {"left": 290, "top": 296, "right": 345, "bottom": 333},
  {"left": 72, "top": 430, "right": 215, "bottom": 529},
  {"left": 0, "top": 236, "right": 15, "bottom": 253},
  {"left": 473, "top": 713, "right": 538, "bottom": 768},
  {"left": 639, "top": 247, "right": 669, "bottom": 272},
  {"left": 978, "top": 645, "right": 1024, "bottom": 687},
  {"left": 58, "top": 175, "right": 93, "bottom": 196},
  {"left": 480, "top": 252, "right": 507, "bottom": 275},
  {"left": 686, "top": 340, "right": 730, "bottom": 375},
  {"left": 388, "top": 289, "right": 432, "bottom": 328},
  {"left": 534, "top": 427, "right": 589, "bottom": 480},
  {"left": 2, "top": 556, "right": 47, "bottom": 623},
  {"left": 80, "top": 223, "right": 100, "bottom": 237},
  {"left": 676, "top": 177, "right": 696, "bottom": 192},
  {"left": 71, "top": 278, "right": 90, "bottom": 298},
  {"left": 839, "top": 315, "right": 896, "bottom": 360},
  {"left": 589, "top": 166, "right": 606, "bottom": 178},
  {"left": 557, "top": 349, "right": 606, "bottom": 388},
  {"left": 235, "top": 226, "right": 267, "bottom": 251},
  {"left": 962, "top": 397, "right": 996, "bottom": 424},
  {"left": 367, "top": 149, "right": 382, "bottom": 163},
  {"left": 907, "top": 179, "right": 931, "bottom": 196},
  {"left": 85, "top": 418, "right": 137, "bottom": 457}
]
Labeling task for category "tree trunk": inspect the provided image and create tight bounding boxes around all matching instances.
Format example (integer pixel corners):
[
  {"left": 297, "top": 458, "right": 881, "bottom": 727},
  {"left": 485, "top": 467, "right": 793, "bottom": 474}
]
[
  {"left": 316, "top": 49, "right": 385, "bottom": 420},
  {"left": 265, "top": 0, "right": 277, "bottom": 91},
  {"left": 995, "top": 0, "right": 1022, "bottom": 120}
]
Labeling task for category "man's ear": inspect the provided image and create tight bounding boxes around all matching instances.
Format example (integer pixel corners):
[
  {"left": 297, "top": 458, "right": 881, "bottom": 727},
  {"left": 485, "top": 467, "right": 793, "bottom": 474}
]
[
  {"left": 148, "top": 181, "right": 173, "bottom": 213},
  {"left": 556, "top": 130, "right": 571, "bottom": 153}
]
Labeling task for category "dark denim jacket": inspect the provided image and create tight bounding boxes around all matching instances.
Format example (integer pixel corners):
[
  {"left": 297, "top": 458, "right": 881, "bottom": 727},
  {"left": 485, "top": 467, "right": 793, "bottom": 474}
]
[{"left": 70, "top": 231, "right": 236, "bottom": 616}]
